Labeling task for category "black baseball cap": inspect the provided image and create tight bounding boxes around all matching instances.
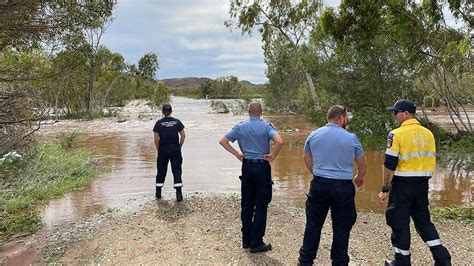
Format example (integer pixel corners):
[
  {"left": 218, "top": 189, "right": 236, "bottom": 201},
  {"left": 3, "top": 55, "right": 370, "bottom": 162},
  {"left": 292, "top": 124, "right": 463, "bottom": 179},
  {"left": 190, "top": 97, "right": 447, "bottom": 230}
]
[
  {"left": 387, "top": 99, "right": 416, "bottom": 114},
  {"left": 162, "top": 103, "right": 172, "bottom": 112}
]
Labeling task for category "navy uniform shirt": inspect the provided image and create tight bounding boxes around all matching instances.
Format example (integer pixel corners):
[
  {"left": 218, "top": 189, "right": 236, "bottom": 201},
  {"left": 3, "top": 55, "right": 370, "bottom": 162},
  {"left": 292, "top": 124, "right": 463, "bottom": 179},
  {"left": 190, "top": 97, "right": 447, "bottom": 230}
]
[
  {"left": 153, "top": 117, "right": 184, "bottom": 145},
  {"left": 225, "top": 117, "right": 277, "bottom": 159}
]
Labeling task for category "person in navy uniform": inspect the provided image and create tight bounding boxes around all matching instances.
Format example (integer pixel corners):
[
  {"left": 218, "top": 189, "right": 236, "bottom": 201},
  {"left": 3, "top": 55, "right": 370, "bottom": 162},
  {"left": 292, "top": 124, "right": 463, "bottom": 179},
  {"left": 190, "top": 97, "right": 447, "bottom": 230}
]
[
  {"left": 219, "top": 101, "right": 283, "bottom": 253},
  {"left": 298, "top": 105, "right": 367, "bottom": 266},
  {"left": 153, "top": 103, "right": 186, "bottom": 201}
]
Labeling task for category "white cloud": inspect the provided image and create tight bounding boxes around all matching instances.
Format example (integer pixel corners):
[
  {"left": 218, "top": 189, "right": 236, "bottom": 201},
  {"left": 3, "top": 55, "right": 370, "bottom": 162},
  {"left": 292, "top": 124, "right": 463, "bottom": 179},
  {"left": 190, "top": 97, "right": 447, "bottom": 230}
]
[
  {"left": 215, "top": 52, "right": 262, "bottom": 61},
  {"left": 217, "top": 62, "right": 266, "bottom": 70},
  {"left": 102, "top": 0, "right": 266, "bottom": 83}
]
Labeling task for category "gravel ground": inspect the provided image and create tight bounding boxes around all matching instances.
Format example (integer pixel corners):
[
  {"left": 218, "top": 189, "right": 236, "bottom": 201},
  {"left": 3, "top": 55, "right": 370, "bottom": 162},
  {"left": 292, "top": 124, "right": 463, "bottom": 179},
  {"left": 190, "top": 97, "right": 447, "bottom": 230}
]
[{"left": 38, "top": 193, "right": 473, "bottom": 265}]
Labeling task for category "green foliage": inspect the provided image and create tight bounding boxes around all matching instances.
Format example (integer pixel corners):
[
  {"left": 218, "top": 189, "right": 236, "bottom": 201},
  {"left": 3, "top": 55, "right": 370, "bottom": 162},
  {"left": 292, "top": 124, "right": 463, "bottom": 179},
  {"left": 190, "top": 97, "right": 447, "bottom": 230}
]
[
  {"left": 296, "top": 85, "right": 341, "bottom": 126},
  {"left": 58, "top": 131, "right": 81, "bottom": 150},
  {"left": 263, "top": 36, "right": 304, "bottom": 113},
  {"left": 0, "top": 1, "right": 116, "bottom": 49},
  {"left": 432, "top": 206, "right": 473, "bottom": 223},
  {"left": 320, "top": 1, "right": 473, "bottom": 133},
  {"left": 348, "top": 108, "right": 397, "bottom": 149},
  {"left": 170, "top": 87, "right": 202, "bottom": 99},
  {"left": 149, "top": 81, "right": 171, "bottom": 108},
  {"left": 0, "top": 141, "right": 102, "bottom": 241},
  {"left": 199, "top": 76, "right": 243, "bottom": 99},
  {"left": 136, "top": 53, "right": 159, "bottom": 80},
  {"left": 228, "top": 1, "right": 472, "bottom": 136},
  {"left": 210, "top": 100, "right": 230, "bottom": 113}
]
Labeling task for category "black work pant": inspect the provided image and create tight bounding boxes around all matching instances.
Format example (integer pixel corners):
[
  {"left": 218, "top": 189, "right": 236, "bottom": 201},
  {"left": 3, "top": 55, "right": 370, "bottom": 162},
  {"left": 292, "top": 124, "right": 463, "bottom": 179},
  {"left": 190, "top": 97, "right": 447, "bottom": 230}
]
[
  {"left": 386, "top": 179, "right": 451, "bottom": 265},
  {"left": 298, "top": 176, "right": 356, "bottom": 266},
  {"left": 240, "top": 160, "right": 273, "bottom": 248},
  {"left": 156, "top": 144, "right": 183, "bottom": 188}
]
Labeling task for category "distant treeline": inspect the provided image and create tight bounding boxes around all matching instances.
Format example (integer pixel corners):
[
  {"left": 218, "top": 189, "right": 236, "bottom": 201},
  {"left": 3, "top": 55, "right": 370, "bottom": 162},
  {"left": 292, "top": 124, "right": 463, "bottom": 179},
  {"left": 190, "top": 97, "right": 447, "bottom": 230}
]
[{"left": 171, "top": 75, "right": 265, "bottom": 100}]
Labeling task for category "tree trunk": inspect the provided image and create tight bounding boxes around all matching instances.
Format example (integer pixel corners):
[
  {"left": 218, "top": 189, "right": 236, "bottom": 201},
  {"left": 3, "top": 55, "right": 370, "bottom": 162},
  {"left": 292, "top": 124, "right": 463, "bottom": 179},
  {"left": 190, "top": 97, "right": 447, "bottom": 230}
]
[{"left": 87, "top": 67, "right": 96, "bottom": 114}]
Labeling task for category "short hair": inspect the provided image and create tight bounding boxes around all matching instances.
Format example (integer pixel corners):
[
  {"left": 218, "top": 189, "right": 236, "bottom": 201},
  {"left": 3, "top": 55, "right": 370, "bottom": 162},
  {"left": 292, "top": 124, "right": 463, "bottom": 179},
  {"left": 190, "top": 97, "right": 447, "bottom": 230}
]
[
  {"left": 248, "top": 101, "right": 262, "bottom": 115},
  {"left": 327, "top": 105, "right": 346, "bottom": 121}
]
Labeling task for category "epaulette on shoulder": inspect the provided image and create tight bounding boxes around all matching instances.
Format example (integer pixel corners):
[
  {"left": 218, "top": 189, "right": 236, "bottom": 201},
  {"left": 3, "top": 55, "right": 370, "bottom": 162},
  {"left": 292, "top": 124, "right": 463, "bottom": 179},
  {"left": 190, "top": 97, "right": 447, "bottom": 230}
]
[{"left": 232, "top": 120, "right": 244, "bottom": 129}]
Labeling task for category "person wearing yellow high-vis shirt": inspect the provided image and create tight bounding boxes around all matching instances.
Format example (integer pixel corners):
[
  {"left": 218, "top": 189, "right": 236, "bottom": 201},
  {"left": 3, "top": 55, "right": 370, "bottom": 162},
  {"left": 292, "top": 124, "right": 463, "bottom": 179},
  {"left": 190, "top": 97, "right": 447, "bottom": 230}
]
[{"left": 378, "top": 99, "right": 451, "bottom": 266}]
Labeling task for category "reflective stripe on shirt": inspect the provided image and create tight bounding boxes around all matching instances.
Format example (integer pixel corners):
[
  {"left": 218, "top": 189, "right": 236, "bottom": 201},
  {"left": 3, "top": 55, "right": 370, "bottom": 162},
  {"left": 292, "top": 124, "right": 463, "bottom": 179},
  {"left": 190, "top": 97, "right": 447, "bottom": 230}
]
[
  {"left": 394, "top": 170, "right": 433, "bottom": 177},
  {"left": 398, "top": 151, "right": 436, "bottom": 160},
  {"left": 385, "top": 148, "right": 399, "bottom": 157}
]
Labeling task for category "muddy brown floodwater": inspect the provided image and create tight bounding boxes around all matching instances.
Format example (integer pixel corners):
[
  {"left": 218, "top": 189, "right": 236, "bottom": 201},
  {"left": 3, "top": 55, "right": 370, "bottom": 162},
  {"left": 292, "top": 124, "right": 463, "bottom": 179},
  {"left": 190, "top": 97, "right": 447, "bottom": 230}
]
[{"left": 1, "top": 97, "right": 472, "bottom": 264}]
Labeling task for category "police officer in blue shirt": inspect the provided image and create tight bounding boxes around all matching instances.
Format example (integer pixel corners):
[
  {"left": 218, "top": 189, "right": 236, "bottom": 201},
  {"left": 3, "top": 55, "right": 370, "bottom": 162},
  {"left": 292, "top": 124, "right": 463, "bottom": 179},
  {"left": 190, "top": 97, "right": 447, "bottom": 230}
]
[
  {"left": 219, "top": 101, "right": 283, "bottom": 253},
  {"left": 298, "top": 105, "right": 367, "bottom": 266}
]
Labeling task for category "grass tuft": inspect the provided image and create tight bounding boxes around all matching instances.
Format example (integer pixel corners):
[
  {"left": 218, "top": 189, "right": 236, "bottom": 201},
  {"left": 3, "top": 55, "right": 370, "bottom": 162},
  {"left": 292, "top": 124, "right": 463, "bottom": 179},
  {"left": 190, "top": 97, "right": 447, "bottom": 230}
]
[
  {"left": 432, "top": 206, "right": 473, "bottom": 223},
  {"left": 0, "top": 137, "right": 102, "bottom": 242}
]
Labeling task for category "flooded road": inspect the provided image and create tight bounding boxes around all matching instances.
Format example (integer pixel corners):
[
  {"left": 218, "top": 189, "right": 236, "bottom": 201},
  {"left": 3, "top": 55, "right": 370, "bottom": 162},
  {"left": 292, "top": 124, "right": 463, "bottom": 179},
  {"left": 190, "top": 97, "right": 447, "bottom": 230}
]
[
  {"left": 1, "top": 97, "right": 472, "bottom": 264},
  {"left": 40, "top": 97, "right": 473, "bottom": 230}
]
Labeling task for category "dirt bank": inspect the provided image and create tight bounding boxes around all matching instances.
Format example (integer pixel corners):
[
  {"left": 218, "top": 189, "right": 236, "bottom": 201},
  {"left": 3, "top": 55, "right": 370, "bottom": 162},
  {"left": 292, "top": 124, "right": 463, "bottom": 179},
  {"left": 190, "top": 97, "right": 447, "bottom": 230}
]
[{"left": 37, "top": 194, "right": 472, "bottom": 265}]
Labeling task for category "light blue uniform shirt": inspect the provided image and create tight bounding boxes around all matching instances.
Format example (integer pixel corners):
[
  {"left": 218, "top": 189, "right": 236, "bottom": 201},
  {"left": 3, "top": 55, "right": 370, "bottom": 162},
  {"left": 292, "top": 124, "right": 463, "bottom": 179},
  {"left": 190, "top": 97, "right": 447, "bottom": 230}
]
[
  {"left": 226, "top": 117, "right": 277, "bottom": 159},
  {"left": 304, "top": 123, "right": 364, "bottom": 180}
]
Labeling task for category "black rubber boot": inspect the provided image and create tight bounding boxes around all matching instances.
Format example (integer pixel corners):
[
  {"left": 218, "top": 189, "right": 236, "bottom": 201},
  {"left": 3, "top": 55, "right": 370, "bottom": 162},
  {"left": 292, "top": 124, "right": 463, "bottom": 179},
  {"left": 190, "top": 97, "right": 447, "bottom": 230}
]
[
  {"left": 155, "top": 187, "right": 162, "bottom": 199},
  {"left": 176, "top": 187, "right": 183, "bottom": 202}
]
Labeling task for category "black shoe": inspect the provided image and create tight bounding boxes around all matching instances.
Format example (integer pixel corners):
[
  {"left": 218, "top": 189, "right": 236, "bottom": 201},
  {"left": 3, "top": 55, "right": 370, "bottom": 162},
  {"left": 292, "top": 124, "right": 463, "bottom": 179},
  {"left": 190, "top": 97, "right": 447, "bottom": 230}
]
[
  {"left": 250, "top": 243, "right": 272, "bottom": 253},
  {"left": 435, "top": 261, "right": 452, "bottom": 266},
  {"left": 155, "top": 187, "right": 162, "bottom": 199},
  {"left": 176, "top": 188, "right": 183, "bottom": 202},
  {"left": 242, "top": 243, "right": 249, "bottom": 249},
  {"left": 384, "top": 259, "right": 395, "bottom": 266}
]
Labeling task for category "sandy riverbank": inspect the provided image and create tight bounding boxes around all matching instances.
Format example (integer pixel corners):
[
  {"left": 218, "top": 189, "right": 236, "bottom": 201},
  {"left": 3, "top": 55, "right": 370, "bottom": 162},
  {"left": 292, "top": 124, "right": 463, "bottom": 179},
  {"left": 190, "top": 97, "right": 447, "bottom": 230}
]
[{"left": 35, "top": 193, "right": 472, "bottom": 265}]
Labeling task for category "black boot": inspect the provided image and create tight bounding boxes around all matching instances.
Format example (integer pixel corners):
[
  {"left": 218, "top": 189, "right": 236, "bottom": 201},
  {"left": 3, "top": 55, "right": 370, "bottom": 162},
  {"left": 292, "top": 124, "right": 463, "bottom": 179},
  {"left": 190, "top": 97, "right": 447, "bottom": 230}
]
[
  {"left": 155, "top": 187, "right": 162, "bottom": 199},
  {"left": 176, "top": 187, "right": 183, "bottom": 202}
]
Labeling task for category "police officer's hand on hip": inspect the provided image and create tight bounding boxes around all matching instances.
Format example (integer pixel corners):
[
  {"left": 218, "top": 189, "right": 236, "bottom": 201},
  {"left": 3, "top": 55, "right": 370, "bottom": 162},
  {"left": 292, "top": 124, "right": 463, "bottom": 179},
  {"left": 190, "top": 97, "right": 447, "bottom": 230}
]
[{"left": 219, "top": 100, "right": 283, "bottom": 253}]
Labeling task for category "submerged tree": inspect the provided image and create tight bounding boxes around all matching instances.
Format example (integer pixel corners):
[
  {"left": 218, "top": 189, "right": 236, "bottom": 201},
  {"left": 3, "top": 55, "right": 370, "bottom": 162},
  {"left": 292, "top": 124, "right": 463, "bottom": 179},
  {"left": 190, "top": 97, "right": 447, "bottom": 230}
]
[{"left": 320, "top": 0, "right": 473, "bottom": 133}]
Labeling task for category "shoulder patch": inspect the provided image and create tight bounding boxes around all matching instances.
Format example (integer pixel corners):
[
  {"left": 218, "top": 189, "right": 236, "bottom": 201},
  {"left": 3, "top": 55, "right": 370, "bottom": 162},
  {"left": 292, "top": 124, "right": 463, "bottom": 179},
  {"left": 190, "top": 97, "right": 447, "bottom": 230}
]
[{"left": 387, "top": 133, "right": 394, "bottom": 148}]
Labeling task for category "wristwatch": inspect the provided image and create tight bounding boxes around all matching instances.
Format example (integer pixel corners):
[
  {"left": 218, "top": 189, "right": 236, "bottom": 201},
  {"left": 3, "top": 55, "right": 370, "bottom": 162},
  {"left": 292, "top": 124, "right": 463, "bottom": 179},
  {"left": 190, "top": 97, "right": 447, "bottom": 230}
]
[{"left": 381, "top": 184, "right": 391, "bottom": 193}]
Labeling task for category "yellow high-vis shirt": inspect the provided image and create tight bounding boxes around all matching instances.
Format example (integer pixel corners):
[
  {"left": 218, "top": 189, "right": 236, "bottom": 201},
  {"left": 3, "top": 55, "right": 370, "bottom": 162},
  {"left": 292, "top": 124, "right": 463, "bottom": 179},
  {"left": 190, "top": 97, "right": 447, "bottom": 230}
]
[{"left": 385, "top": 119, "right": 436, "bottom": 177}]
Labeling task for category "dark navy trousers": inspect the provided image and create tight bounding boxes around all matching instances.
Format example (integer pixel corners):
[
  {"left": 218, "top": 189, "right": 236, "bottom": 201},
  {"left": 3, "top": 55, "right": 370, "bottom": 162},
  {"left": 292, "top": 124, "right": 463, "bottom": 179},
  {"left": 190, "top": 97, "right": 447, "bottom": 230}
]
[
  {"left": 156, "top": 144, "right": 183, "bottom": 188},
  {"left": 240, "top": 160, "right": 273, "bottom": 248},
  {"left": 386, "top": 178, "right": 451, "bottom": 265},
  {"left": 298, "top": 176, "right": 356, "bottom": 266}
]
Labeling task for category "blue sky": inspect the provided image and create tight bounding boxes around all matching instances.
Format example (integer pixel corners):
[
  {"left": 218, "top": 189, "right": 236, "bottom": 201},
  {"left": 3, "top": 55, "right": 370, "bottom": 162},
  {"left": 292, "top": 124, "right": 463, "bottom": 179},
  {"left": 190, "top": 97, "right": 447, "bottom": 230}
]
[{"left": 99, "top": 0, "right": 337, "bottom": 84}]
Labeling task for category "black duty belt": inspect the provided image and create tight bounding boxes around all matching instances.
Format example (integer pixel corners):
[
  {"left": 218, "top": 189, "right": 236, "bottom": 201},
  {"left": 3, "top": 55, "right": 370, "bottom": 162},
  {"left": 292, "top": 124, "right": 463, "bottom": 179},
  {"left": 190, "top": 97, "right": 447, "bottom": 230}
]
[
  {"left": 313, "top": 175, "right": 352, "bottom": 184},
  {"left": 243, "top": 158, "right": 267, "bottom": 163}
]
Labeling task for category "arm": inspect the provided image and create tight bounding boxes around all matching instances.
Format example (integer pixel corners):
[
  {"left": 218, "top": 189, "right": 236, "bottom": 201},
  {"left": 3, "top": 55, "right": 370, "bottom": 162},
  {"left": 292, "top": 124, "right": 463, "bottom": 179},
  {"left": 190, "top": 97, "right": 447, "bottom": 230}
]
[
  {"left": 378, "top": 131, "right": 399, "bottom": 203},
  {"left": 153, "top": 132, "right": 160, "bottom": 151},
  {"left": 264, "top": 133, "right": 284, "bottom": 162},
  {"left": 378, "top": 167, "right": 395, "bottom": 203},
  {"left": 179, "top": 129, "right": 186, "bottom": 148},
  {"left": 219, "top": 136, "right": 244, "bottom": 162},
  {"left": 303, "top": 153, "right": 313, "bottom": 174},
  {"left": 353, "top": 155, "right": 367, "bottom": 187}
]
